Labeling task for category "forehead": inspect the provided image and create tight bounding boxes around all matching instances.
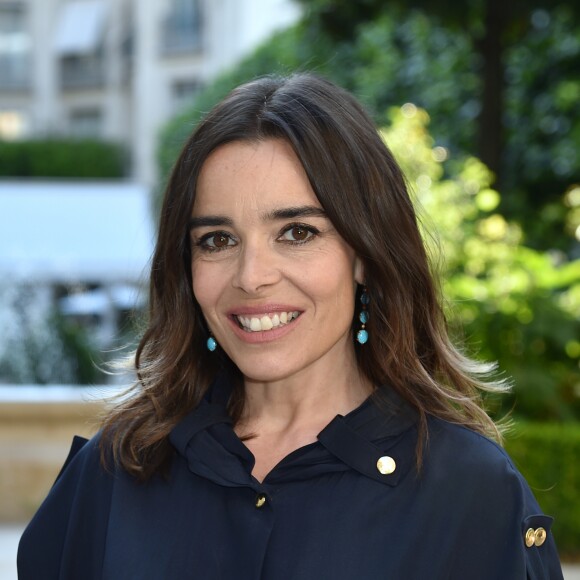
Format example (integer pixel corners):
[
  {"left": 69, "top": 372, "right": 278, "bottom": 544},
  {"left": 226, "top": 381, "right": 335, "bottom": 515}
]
[{"left": 193, "top": 139, "right": 320, "bottom": 215}]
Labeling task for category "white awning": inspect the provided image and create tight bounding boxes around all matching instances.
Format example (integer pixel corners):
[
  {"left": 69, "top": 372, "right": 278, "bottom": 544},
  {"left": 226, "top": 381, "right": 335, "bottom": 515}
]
[
  {"left": 0, "top": 180, "right": 154, "bottom": 283},
  {"left": 54, "top": 1, "right": 107, "bottom": 55},
  {"left": 58, "top": 289, "right": 110, "bottom": 315},
  {"left": 59, "top": 285, "right": 145, "bottom": 315}
]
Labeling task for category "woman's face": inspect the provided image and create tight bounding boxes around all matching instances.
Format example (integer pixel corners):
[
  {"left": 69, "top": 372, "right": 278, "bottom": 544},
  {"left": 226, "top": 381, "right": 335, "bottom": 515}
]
[{"left": 190, "top": 139, "right": 363, "bottom": 384}]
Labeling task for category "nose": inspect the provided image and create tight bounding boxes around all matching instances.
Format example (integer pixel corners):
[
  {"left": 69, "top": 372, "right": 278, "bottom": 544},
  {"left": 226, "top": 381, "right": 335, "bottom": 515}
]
[{"left": 232, "top": 242, "right": 282, "bottom": 294}]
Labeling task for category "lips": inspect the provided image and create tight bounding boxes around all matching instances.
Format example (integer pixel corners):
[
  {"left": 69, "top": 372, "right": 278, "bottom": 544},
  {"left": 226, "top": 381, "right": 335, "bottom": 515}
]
[{"left": 235, "top": 311, "right": 301, "bottom": 332}]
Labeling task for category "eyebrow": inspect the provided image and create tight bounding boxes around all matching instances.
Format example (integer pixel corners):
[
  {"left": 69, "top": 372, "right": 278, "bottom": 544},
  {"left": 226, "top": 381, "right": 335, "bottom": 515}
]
[
  {"left": 264, "top": 205, "right": 327, "bottom": 221},
  {"left": 189, "top": 205, "right": 327, "bottom": 230},
  {"left": 189, "top": 215, "right": 234, "bottom": 229}
]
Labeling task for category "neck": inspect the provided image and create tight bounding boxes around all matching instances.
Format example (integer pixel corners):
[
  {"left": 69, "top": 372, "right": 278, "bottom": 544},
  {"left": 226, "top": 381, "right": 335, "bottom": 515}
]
[{"left": 238, "top": 353, "right": 373, "bottom": 437}]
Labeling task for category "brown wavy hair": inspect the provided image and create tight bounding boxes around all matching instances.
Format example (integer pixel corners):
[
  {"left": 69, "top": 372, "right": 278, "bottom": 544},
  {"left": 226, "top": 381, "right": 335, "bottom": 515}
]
[{"left": 101, "top": 73, "right": 506, "bottom": 479}]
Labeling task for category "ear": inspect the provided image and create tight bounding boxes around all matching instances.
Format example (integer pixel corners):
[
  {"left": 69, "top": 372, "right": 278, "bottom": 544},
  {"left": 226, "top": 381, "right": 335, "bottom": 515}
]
[{"left": 354, "top": 256, "right": 364, "bottom": 285}]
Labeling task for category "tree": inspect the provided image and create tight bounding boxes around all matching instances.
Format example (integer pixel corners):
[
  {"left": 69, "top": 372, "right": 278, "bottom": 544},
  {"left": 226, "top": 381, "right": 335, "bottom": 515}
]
[
  {"left": 381, "top": 104, "right": 580, "bottom": 420},
  {"left": 296, "top": 0, "right": 578, "bottom": 188}
]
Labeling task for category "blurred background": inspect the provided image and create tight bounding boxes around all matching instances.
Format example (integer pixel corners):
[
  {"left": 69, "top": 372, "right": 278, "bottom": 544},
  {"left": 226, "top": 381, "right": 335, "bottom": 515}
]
[{"left": 0, "top": 0, "right": 579, "bottom": 575}]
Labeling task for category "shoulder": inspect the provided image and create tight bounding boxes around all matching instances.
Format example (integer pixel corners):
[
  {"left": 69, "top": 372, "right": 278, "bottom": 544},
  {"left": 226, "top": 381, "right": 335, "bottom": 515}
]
[
  {"left": 423, "top": 417, "right": 541, "bottom": 512},
  {"left": 425, "top": 416, "right": 521, "bottom": 486},
  {"left": 59, "top": 432, "right": 104, "bottom": 474},
  {"left": 52, "top": 431, "right": 113, "bottom": 493}
]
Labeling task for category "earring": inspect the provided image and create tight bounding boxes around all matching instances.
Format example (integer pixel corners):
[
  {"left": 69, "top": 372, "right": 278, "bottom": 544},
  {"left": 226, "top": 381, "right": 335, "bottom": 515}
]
[
  {"left": 356, "top": 287, "right": 369, "bottom": 345},
  {"left": 206, "top": 335, "right": 217, "bottom": 352}
]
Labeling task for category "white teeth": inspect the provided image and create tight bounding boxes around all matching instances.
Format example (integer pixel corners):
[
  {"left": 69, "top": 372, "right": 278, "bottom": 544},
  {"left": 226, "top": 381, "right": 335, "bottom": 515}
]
[{"left": 236, "top": 311, "right": 300, "bottom": 332}]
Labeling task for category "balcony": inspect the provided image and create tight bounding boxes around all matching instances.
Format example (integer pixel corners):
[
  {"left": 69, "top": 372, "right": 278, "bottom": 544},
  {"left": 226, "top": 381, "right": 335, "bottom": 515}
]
[{"left": 60, "top": 55, "right": 104, "bottom": 90}]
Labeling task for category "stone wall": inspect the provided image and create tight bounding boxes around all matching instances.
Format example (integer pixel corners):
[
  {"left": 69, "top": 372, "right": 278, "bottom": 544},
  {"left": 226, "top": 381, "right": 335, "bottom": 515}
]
[{"left": 0, "top": 387, "right": 109, "bottom": 523}]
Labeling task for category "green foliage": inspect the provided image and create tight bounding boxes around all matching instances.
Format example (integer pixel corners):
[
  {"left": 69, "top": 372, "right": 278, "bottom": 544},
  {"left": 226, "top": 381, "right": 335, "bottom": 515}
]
[
  {"left": 381, "top": 106, "right": 580, "bottom": 421},
  {"left": 0, "top": 139, "right": 128, "bottom": 178},
  {"left": 296, "top": 0, "right": 577, "bottom": 40},
  {"left": 504, "top": 6, "right": 580, "bottom": 250},
  {"left": 323, "top": 5, "right": 580, "bottom": 253},
  {"left": 505, "top": 422, "right": 580, "bottom": 557},
  {"left": 297, "top": 0, "right": 580, "bottom": 238},
  {"left": 51, "top": 313, "right": 103, "bottom": 385},
  {"left": 296, "top": 0, "right": 391, "bottom": 40}
]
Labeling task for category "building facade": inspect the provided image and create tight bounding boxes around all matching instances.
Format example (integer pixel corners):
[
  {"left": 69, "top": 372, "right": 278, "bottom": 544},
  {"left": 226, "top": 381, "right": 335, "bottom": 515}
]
[{"left": 0, "top": 0, "right": 300, "bottom": 187}]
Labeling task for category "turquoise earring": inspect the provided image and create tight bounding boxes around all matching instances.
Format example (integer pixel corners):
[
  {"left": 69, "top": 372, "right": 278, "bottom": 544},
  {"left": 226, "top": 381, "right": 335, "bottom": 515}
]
[
  {"left": 356, "top": 287, "right": 369, "bottom": 345},
  {"left": 207, "top": 335, "right": 217, "bottom": 352}
]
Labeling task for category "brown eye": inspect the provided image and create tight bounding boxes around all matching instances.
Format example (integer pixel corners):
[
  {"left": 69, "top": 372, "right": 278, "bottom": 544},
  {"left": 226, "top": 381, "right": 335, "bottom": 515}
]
[
  {"left": 280, "top": 224, "right": 317, "bottom": 243},
  {"left": 198, "top": 231, "right": 235, "bottom": 251},
  {"left": 291, "top": 226, "right": 309, "bottom": 241},
  {"left": 213, "top": 234, "right": 229, "bottom": 247}
]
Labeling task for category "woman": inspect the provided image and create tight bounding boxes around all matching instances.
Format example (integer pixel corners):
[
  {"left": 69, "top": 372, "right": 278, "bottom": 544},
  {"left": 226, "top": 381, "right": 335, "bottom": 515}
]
[{"left": 18, "top": 74, "right": 563, "bottom": 579}]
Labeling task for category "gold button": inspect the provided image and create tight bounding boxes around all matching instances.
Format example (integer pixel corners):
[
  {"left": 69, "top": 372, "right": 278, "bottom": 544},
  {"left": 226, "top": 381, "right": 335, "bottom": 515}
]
[
  {"left": 525, "top": 528, "right": 536, "bottom": 548},
  {"left": 255, "top": 494, "right": 267, "bottom": 508},
  {"left": 377, "top": 456, "right": 396, "bottom": 475},
  {"left": 534, "top": 527, "right": 547, "bottom": 547}
]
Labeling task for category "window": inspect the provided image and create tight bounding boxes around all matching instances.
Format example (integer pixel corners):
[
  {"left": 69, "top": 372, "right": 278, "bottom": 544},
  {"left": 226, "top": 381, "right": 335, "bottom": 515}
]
[
  {"left": 55, "top": 1, "right": 107, "bottom": 90},
  {"left": 0, "top": 3, "right": 31, "bottom": 90},
  {"left": 60, "top": 53, "right": 104, "bottom": 89},
  {"left": 161, "top": 0, "right": 203, "bottom": 54},
  {"left": 172, "top": 79, "right": 203, "bottom": 112}
]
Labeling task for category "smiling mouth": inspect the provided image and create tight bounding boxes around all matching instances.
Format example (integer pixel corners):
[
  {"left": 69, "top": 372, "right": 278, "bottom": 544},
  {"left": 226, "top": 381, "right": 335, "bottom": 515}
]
[{"left": 234, "top": 311, "right": 301, "bottom": 332}]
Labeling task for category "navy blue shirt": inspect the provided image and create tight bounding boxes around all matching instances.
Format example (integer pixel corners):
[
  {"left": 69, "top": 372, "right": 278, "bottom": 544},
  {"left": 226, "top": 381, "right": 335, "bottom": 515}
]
[{"left": 18, "top": 382, "right": 563, "bottom": 579}]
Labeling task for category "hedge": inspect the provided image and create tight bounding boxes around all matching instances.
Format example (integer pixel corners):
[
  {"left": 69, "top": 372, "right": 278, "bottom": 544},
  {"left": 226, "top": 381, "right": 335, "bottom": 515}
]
[
  {"left": 504, "top": 422, "right": 580, "bottom": 558},
  {"left": 0, "top": 139, "right": 128, "bottom": 178}
]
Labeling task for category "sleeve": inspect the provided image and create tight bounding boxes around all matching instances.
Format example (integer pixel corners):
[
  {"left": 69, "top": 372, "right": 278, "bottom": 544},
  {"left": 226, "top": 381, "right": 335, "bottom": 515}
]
[
  {"left": 426, "top": 421, "right": 564, "bottom": 580},
  {"left": 490, "top": 442, "right": 562, "bottom": 580},
  {"left": 17, "top": 434, "right": 114, "bottom": 580},
  {"left": 515, "top": 477, "right": 563, "bottom": 580},
  {"left": 470, "top": 443, "right": 564, "bottom": 580},
  {"left": 522, "top": 514, "right": 562, "bottom": 580}
]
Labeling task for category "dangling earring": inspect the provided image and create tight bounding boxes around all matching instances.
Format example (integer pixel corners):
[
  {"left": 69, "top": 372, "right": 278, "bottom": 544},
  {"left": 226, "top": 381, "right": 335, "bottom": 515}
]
[
  {"left": 206, "top": 334, "right": 217, "bottom": 352},
  {"left": 356, "top": 286, "right": 369, "bottom": 345}
]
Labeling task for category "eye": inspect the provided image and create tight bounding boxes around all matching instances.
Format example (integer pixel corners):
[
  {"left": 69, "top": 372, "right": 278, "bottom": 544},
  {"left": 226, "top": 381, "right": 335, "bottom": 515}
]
[
  {"left": 279, "top": 224, "right": 319, "bottom": 243},
  {"left": 197, "top": 231, "right": 236, "bottom": 251},
  {"left": 208, "top": 234, "right": 231, "bottom": 248}
]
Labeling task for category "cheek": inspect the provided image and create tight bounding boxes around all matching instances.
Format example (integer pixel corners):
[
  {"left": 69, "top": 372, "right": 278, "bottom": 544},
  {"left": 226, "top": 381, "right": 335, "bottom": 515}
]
[
  {"left": 191, "top": 261, "right": 219, "bottom": 313},
  {"left": 301, "top": 252, "right": 357, "bottom": 307}
]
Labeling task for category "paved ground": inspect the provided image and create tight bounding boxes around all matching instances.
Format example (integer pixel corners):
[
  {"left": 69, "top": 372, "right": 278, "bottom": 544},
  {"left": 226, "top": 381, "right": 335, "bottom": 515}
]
[{"left": 2, "top": 524, "right": 579, "bottom": 579}]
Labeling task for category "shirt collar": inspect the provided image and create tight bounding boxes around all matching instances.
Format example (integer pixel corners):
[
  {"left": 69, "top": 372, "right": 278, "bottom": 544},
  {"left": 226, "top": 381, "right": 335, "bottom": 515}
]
[{"left": 170, "top": 377, "right": 418, "bottom": 489}]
